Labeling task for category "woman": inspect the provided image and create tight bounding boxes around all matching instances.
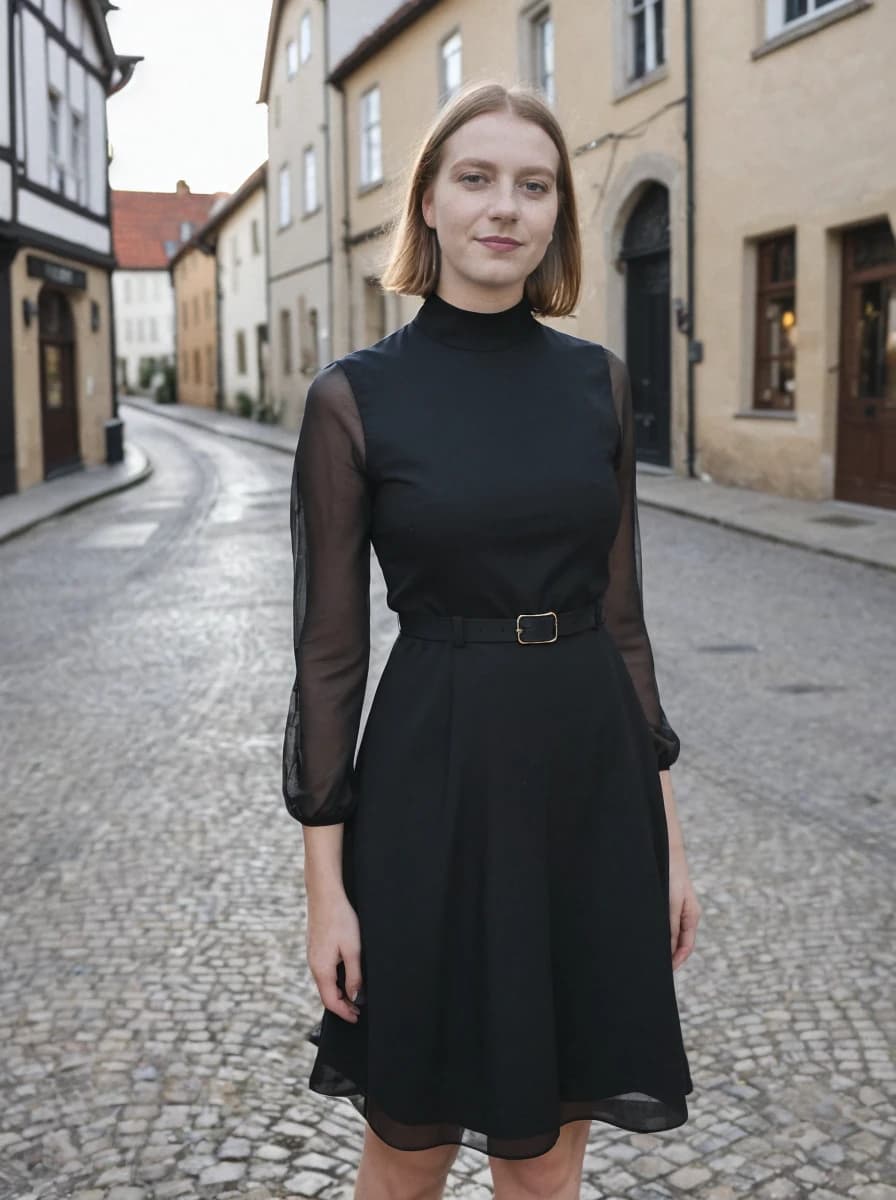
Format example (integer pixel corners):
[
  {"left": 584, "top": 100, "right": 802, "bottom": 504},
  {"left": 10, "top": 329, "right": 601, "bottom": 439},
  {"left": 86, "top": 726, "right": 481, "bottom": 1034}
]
[{"left": 282, "top": 80, "right": 701, "bottom": 1199}]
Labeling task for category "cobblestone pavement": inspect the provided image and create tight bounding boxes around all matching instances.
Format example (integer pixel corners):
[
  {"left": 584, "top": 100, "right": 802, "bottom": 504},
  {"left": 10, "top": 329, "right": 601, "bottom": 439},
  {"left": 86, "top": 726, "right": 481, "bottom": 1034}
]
[{"left": 0, "top": 407, "right": 893, "bottom": 1200}]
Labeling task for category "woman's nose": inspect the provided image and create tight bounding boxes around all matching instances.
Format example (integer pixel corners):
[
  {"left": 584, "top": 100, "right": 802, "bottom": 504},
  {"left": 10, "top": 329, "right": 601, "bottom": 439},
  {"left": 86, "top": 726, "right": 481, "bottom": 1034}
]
[{"left": 487, "top": 184, "right": 521, "bottom": 219}]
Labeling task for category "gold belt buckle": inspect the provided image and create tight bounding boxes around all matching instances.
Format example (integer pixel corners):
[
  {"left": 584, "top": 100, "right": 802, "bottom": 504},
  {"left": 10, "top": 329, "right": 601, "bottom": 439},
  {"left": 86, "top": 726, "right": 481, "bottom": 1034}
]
[{"left": 516, "top": 610, "right": 559, "bottom": 645}]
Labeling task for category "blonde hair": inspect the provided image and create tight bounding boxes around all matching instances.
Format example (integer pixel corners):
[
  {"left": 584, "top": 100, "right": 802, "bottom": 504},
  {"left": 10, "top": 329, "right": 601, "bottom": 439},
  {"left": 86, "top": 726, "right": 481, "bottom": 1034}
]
[{"left": 379, "top": 81, "right": 581, "bottom": 317}]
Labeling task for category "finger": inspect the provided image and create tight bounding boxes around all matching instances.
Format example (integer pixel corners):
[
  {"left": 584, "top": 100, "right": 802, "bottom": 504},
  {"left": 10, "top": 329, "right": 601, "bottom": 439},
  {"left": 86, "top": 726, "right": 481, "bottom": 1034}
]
[
  {"left": 342, "top": 950, "right": 364, "bottom": 1006},
  {"left": 318, "top": 978, "right": 360, "bottom": 1022}
]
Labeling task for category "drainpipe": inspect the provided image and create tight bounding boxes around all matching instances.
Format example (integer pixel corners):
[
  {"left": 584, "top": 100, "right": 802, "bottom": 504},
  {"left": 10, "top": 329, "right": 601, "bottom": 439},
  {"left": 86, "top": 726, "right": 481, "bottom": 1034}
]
[
  {"left": 683, "top": 0, "right": 699, "bottom": 478},
  {"left": 321, "top": 0, "right": 334, "bottom": 365}
]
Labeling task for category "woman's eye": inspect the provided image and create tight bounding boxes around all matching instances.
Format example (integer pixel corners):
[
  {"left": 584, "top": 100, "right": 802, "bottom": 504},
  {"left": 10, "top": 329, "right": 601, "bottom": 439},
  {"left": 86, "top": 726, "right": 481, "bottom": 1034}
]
[
  {"left": 461, "top": 173, "right": 485, "bottom": 184},
  {"left": 524, "top": 181, "right": 549, "bottom": 193}
]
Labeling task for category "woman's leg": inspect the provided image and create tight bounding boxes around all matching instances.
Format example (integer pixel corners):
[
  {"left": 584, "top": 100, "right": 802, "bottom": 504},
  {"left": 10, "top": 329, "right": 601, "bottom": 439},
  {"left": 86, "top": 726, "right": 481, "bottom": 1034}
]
[
  {"left": 488, "top": 1119, "right": 591, "bottom": 1200},
  {"left": 353, "top": 1122, "right": 460, "bottom": 1200}
]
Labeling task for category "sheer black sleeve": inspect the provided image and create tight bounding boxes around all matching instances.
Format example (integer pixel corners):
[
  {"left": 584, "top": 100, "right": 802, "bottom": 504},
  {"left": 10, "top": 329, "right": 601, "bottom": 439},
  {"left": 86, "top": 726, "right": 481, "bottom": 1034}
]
[
  {"left": 603, "top": 348, "right": 680, "bottom": 771},
  {"left": 282, "top": 362, "right": 372, "bottom": 824}
]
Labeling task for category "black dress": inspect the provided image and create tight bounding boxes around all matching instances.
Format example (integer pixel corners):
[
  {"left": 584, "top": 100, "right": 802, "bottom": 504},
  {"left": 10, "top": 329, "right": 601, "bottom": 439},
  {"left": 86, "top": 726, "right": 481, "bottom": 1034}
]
[{"left": 282, "top": 289, "right": 694, "bottom": 1160}]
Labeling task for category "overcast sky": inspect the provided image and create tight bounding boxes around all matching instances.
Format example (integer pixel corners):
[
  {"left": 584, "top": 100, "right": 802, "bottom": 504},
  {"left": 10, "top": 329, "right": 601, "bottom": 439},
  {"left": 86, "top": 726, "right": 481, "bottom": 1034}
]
[{"left": 105, "top": 0, "right": 271, "bottom": 196}]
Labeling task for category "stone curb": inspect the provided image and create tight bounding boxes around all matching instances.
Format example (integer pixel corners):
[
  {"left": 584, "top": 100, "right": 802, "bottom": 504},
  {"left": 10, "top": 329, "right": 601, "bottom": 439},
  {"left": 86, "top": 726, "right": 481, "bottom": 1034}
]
[{"left": 0, "top": 443, "right": 153, "bottom": 546}]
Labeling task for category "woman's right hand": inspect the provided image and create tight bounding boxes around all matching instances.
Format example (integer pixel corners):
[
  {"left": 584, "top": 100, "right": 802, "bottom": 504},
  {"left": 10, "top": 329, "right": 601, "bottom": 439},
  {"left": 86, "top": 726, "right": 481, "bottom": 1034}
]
[{"left": 307, "top": 889, "right": 363, "bottom": 1024}]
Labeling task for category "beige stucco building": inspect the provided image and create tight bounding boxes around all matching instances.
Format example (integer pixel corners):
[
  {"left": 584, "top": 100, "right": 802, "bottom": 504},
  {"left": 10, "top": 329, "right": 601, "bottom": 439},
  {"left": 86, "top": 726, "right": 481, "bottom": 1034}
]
[
  {"left": 259, "top": 1, "right": 331, "bottom": 433},
  {"left": 170, "top": 240, "right": 218, "bottom": 409},
  {"left": 0, "top": 0, "right": 139, "bottom": 495},
  {"left": 315, "top": 0, "right": 895, "bottom": 510}
]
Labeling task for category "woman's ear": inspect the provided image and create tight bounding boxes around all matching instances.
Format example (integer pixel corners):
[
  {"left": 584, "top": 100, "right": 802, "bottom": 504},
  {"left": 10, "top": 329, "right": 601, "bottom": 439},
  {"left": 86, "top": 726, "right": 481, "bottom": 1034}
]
[{"left": 421, "top": 184, "right": 433, "bottom": 230}]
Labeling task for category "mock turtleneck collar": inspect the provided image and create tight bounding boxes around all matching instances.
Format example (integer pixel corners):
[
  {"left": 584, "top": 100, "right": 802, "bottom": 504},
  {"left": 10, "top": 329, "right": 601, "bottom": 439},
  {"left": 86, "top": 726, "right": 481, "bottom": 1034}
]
[{"left": 411, "top": 289, "right": 540, "bottom": 351}]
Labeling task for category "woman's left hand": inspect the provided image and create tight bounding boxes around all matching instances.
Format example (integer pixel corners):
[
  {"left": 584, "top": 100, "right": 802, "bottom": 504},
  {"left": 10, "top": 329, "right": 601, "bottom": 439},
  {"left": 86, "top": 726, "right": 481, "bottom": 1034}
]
[{"left": 669, "top": 845, "right": 701, "bottom": 971}]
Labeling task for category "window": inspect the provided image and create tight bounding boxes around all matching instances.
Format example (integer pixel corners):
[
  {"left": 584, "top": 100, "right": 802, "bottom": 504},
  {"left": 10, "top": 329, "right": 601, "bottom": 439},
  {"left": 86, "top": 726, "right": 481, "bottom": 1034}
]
[
  {"left": 205, "top": 289, "right": 213, "bottom": 317},
  {"left": 182, "top": 352, "right": 189, "bottom": 383},
  {"left": 280, "top": 309, "right": 292, "bottom": 374},
  {"left": 767, "top": 0, "right": 848, "bottom": 36},
  {"left": 532, "top": 10, "right": 555, "bottom": 103},
  {"left": 753, "top": 232, "right": 797, "bottom": 411},
  {"left": 300, "top": 12, "right": 311, "bottom": 62},
  {"left": 193, "top": 295, "right": 200, "bottom": 324},
  {"left": 360, "top": 86, "right": 382, "bottom": 187},
  {"left": 180, "top": 221, "right": 193, "bottom": 242},
  {"left": 286, "top": 38, "right": 299, "bottom": 78},
  {"left": 194, "top": 348, "right": 202, "bottom": 383},
  {"left": 70, "top": 110, "right": 85, "bottom": 203},
  {"left": 136, "top": 317, "right": 145, "bottom": 342},
  {"left": 206, "top": 346, "right": 214, "bottom": 388},
  {"left": 298, "top": 296, "right": 320, "bottom": 373},
  {"left": 303, "top": 146, "right": 318, "bottom": 213},
  {"left": 181, "top": 299, "right": 188, "bottom": 328},
  {"left": 363, "top": 275, "right": 387, "bottom": 346},
  {"left": 124, "top": 278, "right": 132, "bottom": 303},
  {"left": 251, "top": 219, "right": 261, "bottom": 255},
  {"left": 48, "top": 90, "right": 63, "bottom": 190},
  {"left": 279, "top": 163, "right": 291, "bottom": 228},
  {"left": 137, "top": 275, "right": 146, "bottom": 301},
  {"left": 627, "top": 0, "right": 664, "bottom": 80},
  {"left": 236, "top": 330, "right": 248, "bottom": 375},
  {"left": 149, "top": 316, "right": 158, "bottom": 342},
  {"left": 439, "top": 31, "right": 463, "bottom": 103},
  {"left": 124, "top": 318, "right": 133, "bottom": 343}
]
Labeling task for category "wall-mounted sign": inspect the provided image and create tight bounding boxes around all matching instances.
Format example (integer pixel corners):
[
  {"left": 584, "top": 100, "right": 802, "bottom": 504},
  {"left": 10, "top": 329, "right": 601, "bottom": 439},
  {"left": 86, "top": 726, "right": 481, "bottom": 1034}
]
[{"left": 26, "top": 255, "right": 87, "bottom": 291}]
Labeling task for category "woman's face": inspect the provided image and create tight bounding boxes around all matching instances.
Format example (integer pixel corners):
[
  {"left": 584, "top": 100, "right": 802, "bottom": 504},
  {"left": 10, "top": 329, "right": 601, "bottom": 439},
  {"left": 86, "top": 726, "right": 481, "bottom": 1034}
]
[{"left": 421, "top": 109, "right": 561, "bottom": 310}]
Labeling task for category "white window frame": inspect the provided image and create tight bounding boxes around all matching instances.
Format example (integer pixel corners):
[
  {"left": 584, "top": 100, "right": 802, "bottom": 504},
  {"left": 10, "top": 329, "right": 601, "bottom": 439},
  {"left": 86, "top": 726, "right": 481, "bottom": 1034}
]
[
  {"left": 286, "top": 38, "right": 298, "bottom": 79},
  {"left": 360, "top": 86, "right": 382, "bottom": 187},
  {"left": 300, "top": 11, "right": 311, "bottom": 63},
  {"left": 766, "top": 0, "right": 850, "bottom": 37},
  {"left": 48, "top": 89, "right": 64, "bottom": 191},
  {"left": 532, "top": 9, "right": 555, "bottom": 103},
  {"left": 303, "top": 145, "right": 318, "bottom": 213},
  {"left": 627, "top": 0, "right": 664, "bottom": 80},
  {"left": 439, "top": 30, "right": 463, "bottom": 101},
  {"left": 279, "top": 163, "right": 291, "bottom": 228},
  {"left": 70, "top": 107, "right": 86, "bottom": 204}
]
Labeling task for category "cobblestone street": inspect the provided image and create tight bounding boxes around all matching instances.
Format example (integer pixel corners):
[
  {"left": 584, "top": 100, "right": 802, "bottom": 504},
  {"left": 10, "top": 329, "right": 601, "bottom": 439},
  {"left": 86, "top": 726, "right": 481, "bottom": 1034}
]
[{"left": 0, "top": 406, "right": 893, "bottom": 1200}]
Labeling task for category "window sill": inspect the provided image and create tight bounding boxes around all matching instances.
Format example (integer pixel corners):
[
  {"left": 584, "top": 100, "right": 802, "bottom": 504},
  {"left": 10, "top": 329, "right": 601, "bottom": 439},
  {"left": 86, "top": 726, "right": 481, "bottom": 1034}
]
[
  {"left": 277, "top": 220, "right": 293, "bottom": 233},
  {"left": 752, "top": 0, "right": 872, "bottom": 60},
  {"left": 613, "top": 62, "right": 669, "bottom": 104},
  {"left": 734, "top": 408, "right": 797, "bottom": 419},
  {"left": 358, "top": 178, "right": 384, "bottom": 197},
  {"left": 301, "top": 205, "right": 322, "bottom": 221}
]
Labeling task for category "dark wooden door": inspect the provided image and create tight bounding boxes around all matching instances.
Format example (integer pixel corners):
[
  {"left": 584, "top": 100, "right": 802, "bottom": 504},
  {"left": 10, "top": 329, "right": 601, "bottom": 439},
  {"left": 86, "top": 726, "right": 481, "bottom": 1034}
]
[
  {"left": 622, "top": 184, "right": 672, "bottom": 467},
  {"left": 836, "top": 221, "right": 896, "bottom": 510},
  {"left": 39, "top": 288, "right": 80, "bottom": 478}
]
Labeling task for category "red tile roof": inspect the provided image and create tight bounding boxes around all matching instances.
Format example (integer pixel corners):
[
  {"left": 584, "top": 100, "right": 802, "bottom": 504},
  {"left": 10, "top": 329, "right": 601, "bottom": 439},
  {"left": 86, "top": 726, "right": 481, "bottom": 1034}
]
[{"left": 111, "top": 185, "right": 230, "bottom": 269}]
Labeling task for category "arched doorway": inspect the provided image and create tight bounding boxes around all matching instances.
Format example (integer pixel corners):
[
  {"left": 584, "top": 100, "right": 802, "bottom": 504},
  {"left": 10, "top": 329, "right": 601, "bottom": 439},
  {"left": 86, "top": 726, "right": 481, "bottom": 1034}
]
[
  {"left": 620, "top": 183, "right": 672, "bottom": 466},
  {"left": 39, "top": 287, "right": 80, "bottom": 478}
]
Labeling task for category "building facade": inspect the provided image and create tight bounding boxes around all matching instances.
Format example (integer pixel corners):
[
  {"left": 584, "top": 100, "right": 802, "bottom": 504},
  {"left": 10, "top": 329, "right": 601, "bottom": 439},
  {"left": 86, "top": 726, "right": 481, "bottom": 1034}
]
[
  {"left": 259, "top": 0, "right": 331, "bottom": 433},
  {"left": 169, "top": 239, "right": 218, "bottom": 409},
  {"left": 284, "top": 0, "right": 894, "bottom": 510},
  {"left": 209, "top": 165, "right": 269, "bottom": 416},
  {"left": 110, "top": 181, "right": 225, "bottom": 394},
  {"left": 0, "top": 0, "right": 139, "bottom": 495}
]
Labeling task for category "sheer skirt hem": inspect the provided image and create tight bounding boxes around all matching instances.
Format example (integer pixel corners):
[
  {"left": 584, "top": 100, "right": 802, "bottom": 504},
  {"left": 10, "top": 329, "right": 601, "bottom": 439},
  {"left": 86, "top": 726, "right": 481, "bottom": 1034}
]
[{"left": 305, "top": 1023, "right": 690, "bottom": 1160}]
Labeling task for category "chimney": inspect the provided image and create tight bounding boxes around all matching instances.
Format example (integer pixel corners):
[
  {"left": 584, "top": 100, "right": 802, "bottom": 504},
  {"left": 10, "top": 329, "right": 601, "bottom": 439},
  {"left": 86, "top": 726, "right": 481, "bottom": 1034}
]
[{"left": 175, "top": 180, "right": 190, "bottom": 195}]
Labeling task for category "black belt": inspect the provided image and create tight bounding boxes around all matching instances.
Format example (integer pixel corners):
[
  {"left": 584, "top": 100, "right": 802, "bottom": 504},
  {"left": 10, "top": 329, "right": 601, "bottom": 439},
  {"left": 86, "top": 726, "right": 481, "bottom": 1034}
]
[{"left": 398, "top": 600, "right": 603, "bottom": 646}]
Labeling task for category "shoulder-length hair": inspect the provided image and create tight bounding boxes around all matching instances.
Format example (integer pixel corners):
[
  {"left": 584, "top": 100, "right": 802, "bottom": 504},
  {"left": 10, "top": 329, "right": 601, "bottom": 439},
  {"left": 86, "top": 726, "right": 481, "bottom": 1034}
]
[{"left": 379, "top": 81, "right": 582, "bottom": 318}]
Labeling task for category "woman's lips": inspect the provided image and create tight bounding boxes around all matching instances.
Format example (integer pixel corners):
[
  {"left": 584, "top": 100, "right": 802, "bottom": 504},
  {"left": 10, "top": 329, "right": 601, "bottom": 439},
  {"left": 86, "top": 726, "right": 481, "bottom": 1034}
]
[{"left": 477, "top": 238, "right": 521, "bottom": 251}]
